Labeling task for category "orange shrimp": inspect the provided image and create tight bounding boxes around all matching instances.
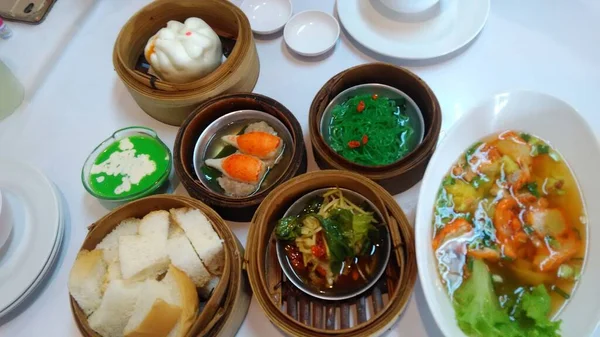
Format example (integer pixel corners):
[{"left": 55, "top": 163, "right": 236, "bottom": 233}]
[
  {"left": 221, "top": 153, "right": 265, "bottom": 183},
  {"left": 494, "top": 198, "right": 527, "bottom": 259},
  {"left": 467, "top": 247, "right": 500, "bottom": 261},
  {"left": 432, "top": 218, "right": 473, "bottom": 251},
  {"left": 224, "top": 132, "right": 282, "bottom": 159}
]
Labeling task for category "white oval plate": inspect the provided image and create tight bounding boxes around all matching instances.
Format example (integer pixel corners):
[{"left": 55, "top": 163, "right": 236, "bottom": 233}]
[
  {"left": 416, "top": 91, "right": 600, "bottom": 337},
  {"left": 284, "top": 10, "right": 340, "bottom": 57},
  {"left": 0, "top": 161, "right": 60, "bottom": 313},
  {"left": 240, "top": 0, "right": 293, "bottom": 35},
  {"left": 336, "top": 0, "right": 490, "bottom": 60}
]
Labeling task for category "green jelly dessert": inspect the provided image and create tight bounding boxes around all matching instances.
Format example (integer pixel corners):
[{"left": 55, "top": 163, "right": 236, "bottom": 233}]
[{"left": 88, "top": 134, "right": 170, "bottom": 199}]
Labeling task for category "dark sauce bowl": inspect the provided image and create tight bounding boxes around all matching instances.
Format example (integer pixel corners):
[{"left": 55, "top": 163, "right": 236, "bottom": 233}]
[{"left": 275, "top": 188, "right": 391, "bottom": 301}]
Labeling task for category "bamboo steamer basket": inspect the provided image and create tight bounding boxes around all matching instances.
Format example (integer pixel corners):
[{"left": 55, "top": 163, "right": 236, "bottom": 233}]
[
  {"left": 246, "top": 170, "right": 417, "bottom": 336},
  {"left": 69, "top": 195, "right": 251, "bottom": 337},
  {"left": 174, "top": 93, "right": 308, "bottom": 222},
  {"left": 309, "top": 63, "right": 442, "bottom": 195},
  {"left": 113, "top": 0, "right": 260, "bottom": 126}
]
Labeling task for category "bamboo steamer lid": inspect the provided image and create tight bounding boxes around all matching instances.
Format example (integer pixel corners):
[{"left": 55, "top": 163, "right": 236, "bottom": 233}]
[
  {"left": 246, "top": 171, "right": 417, "bottom": 336},
  {"left": 174, "top": 93, "right": 308, "bottom": 222},
  {"left": 309, "top": 63, "right": 442, "bottom": 195},
  {"left": 113, "top": 0, "right": 260, "bottom": 126},
  {"left": 69, "top": 195, "right": 251, "bottom": 337}
]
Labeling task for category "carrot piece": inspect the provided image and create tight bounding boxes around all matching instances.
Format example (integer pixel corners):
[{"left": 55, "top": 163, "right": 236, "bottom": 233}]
[
  {"left": 432, "top": 218, "right": 472, "bottom": 251},
  {"left": 467, "top": 247, "right": 500, "bottom": 261}
]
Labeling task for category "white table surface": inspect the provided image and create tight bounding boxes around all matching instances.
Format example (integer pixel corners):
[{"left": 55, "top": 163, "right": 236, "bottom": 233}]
[{"left": 1, "top": 0, "right": 600, "bottom": 336}]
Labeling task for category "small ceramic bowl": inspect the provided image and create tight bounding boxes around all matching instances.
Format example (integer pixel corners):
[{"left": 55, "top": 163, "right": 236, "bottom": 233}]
[
  {"left": 284, "top": 10, "right": 340, "bottom": 56},
  {"left": 81, "top": 127, "right": 172, "bottom": 204},
  {"left": 0, "top": 189, "right": 12, "bottom": 251},
  {"left": 241, "top": 0, "right": 293, "bottom": 35},
  {"left": 275, "top": 187, "right": 392, "bottom": 301},
  {"left": 192, "top": 109, "right": 294, "bottom": 198},
  {"left": 320, "top": 83, "right": 425, "bottom": 165}
]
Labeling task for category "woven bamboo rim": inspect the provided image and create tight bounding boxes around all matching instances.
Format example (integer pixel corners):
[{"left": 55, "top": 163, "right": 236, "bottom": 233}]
[
  {"left": 174, "top": 93, "right": 308, "bottom": 222},
  {"left": 246, "top": 170, "right": 417, "bottom": 336},
  {"left": 69, "top": 194, "right": 250, "bottom": 337},
  {"left": 309, "top": 63, "right": 442, "bottom": 195},
  {"left": 112, "top": 0, "right": 260, "bottom": 125}
]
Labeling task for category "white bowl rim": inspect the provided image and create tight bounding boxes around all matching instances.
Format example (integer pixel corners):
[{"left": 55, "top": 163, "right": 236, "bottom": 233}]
[
  {"left": 283, "top": 10, "right": 340, "bottom": 57},
  {"left": 240, "top": 0, "right": 293, "bottom": 35},
  {"left": 415, "top": 89, "right": 600, "bottom": 337}
]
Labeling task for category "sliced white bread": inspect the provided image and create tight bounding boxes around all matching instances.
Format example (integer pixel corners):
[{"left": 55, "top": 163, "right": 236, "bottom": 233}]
[
  {"left": 168, "top": 222, "right": 184, "bottom": 238},
  {"left": 101, "top": 260, "right": 122, "bottom": 294},
  {"left": 198, "top": 276, "right": 220, "bottom": 300},
  {"left": 167, "top": 233, "right": 212, "bottom": 288},
  {"left": 138, "top": 210, "right": 170, "bottom": 239},
  {"left": 88, "top": 280, "right": 144, "bottom": 337},
  {"left": 170, "top": 208, "right": 224, "bottom": 275},
  {"left": 95, "top": 218, "right": 139, "bottom": 264},
  {"left": 124, "top": 280, "right": 182, "bottom": 337},
  {"left": 69, "top": 249, "right": 107, "bottom": 316},
  {"left": 162, "top": 265, "right": 199, "bottom": 337},
  {"left": 119, "top": 235, "right": 169, "bottom": 281}
]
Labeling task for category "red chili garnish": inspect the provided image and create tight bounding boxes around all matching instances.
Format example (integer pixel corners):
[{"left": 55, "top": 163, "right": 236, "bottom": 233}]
[
  {"left": 357, "top": 100, "right": 366, "bottom": 113},
  {"left": 348, "top": 140, "right": 361, "bottom": 148},
  {"left": 362, "top": 135, "right": 368, "bottom": 145},
  {"left": 372, "top": 94, "right": 378, "bottom": 100},
  {"left": 285, "top": 244, "right": 305, "bottom": 272},
  {"left": 316, "top": 265, "right": 328, "bottom": 277},
  {"left": 311, "top": 245, "right": 326, "bottom": 259}
]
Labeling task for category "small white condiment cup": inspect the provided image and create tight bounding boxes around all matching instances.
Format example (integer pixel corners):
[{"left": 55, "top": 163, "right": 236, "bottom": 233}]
[
  {"left": 0, "top": 189, "right": 12, "bottom": 251},
  {"left": 240, "top": 0, "right": 293, "bottom": 35},
  {"left": 380, "top": 0, "right": 440, "bottom": 14},
  {"left": 283, "top": 10, "right": 340, "bottom": 57}
]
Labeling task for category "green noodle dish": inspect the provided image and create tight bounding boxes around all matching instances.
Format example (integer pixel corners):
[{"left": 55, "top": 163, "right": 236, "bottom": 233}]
[{"left": 327, "top": 93, "right": 418, "bottom": 166}]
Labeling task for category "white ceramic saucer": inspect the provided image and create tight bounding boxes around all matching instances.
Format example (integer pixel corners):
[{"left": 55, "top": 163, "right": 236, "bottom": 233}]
[
  {"left": 0, "top": 161, "right": 61, "bottom": 316},
  {"left": 336, "top": 0, "right": 490, "bottom": 59},
  {"left": 240, "top": 0, "right": 293, "bottom": 35},
  {"left": 284, "top": 10, "right": 340, "bottom": 57}
]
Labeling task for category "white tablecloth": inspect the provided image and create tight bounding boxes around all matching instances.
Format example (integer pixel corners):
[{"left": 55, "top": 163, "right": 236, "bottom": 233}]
[{"left": 1, "top": 0, "right": 599, "bottom": 336}]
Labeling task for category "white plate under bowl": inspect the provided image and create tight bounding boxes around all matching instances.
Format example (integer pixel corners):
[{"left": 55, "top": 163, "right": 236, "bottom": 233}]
[
  {"left": 0, "top": 161, "right": 60, "bottom": 314},
  {"left": 284, "top": 10, "right": 340, "bottom": 57},
  {"left": 336, "top": 0, "right": 490, "bottom": 60},
  {"left": 0, "top": 189, "right": 12, "bottom": 250},
  {"left": 240, "top": 0, "right": 292, "bottom": 35},
  {"left": 415, "top": 91, "right": 600, "bottom": 337}
]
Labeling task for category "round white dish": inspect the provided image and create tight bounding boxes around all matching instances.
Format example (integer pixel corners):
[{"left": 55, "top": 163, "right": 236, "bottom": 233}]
[
  {"left": 0, "top": 161, "right": 60, "bottom": 315},
  {"left": 336, "top": 0, "right": 490, "bottom": 60},
  {"left": 0, "top": 189, "right": 12, "bottom": 251},
  {"left": 284, "top": 10, "right": 340, "bottom": 57},
  {"left": 415, "top": 91, "right": 600, "bottom": 337},
  {"left": 381, "top": 0, "right": 439, "bottom": 14},
  {"left": 240, "top": 0, "right": 293, "bottom": 35}
]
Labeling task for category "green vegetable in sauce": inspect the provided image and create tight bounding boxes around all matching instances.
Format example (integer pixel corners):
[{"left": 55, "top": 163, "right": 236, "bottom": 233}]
[
  {"left": 453, "top": 260, "right": 562, "bottom": 337},
  {"left": 465, "top": 142, "right": 483, "bottom": 162},
  {"left": 557, "top": 264, "right": 574, "bottom": 279},
  {"left": 301, "top": 196, "right": 324, "bottom": 216},
  {"left": 319, "top": 213, "right": 355, "bottom": 273},
  {"left": 532, "top": 144, "right": 550, "bottom": 156},
  {"left": 551, "top": 285, "right": 571, "bottom": 300},
  {"left": 275, "top": 216, "right": 302, "bottom": 241},
  {"left": 524, "top": 182, "right": 540, "bottom": 198},
  {"left": 443, "top": 176, "right": 456, "bottom": 186},
  {"left": 327, "top": 94, "right": 417, "bottom": 166},
  {"left": 520, "top": 133, "right": 532, "bottom": 142}
]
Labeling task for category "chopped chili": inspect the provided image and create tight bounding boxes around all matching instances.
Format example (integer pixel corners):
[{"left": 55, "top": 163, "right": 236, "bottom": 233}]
[
  {"left": 357, "top": 100, "right": 366, "bottom": 113},
  {"left": 316, "top": 265, "right": 328, "bottom": 277},
  {"left": 311, "top": 245, "right": 326, "bottom": 259},
  {"left": 285, "top": 244, "right": 304, "bottom": 272},
  {"left": 362, "top": 135, "right": 368, "bottom": 145},
  {"left": 348, "top": 140, "right": 361, "bottom": 148}
]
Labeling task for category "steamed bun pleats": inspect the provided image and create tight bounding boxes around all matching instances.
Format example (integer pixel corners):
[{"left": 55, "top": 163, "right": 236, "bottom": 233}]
[
  {"left": 144, "top": 17, "right": 223, "bottom": 83},
  {"left": 222, "top": 132, "right": 283, "bottom": 160}
]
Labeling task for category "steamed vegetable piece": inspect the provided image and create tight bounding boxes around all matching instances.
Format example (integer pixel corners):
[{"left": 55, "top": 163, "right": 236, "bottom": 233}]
[
  {"left": 275, "top": 189, "right": 382, "bottom": 289},
  {"left": 433, "top": 131, "right": 585, "bottom": 337},
  {"left": 327, "top": 93, "right": 417, "bottom": 166},
  {"left": 454, "top": 260, "right": 561, "bottom": 337}
]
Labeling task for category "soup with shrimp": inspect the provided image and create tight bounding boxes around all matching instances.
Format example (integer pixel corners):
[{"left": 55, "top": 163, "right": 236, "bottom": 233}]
[{"left": 432, "top": 131, "right": 585, "bottom": 337}]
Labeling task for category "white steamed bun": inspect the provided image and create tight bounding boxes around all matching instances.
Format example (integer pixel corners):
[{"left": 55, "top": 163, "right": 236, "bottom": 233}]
[{"left": 144, "top": 17, "right": 223, "bottom": 84}]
